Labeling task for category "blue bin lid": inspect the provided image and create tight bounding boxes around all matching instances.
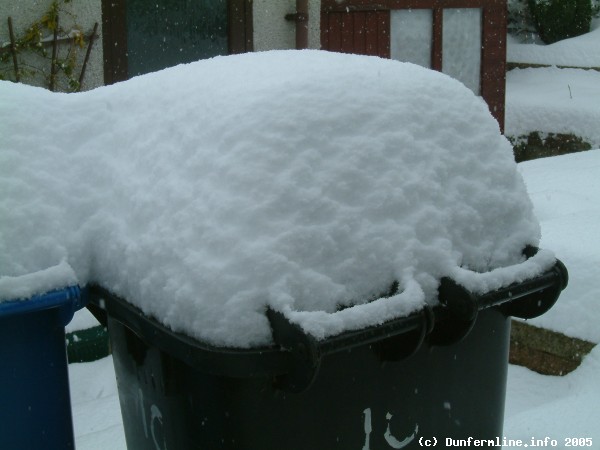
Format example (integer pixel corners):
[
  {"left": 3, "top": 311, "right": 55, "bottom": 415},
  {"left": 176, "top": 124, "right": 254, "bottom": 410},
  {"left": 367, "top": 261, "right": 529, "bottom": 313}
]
[{"left": 0, "top": 285, "right": 86, "bottom": 326}]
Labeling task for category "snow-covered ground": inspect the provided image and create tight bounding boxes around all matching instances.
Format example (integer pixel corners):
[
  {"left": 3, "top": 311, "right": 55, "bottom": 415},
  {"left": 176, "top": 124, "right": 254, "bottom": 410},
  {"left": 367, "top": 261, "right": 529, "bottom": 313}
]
[
  {"left": 506, "top": 19, "right": 600, "bottom": 148},
  {"left": 504, "top": 151, "right": 600, "bottom": 445},
  {"left": 518, "top": 151, "right": 600, "bottom": 342},
  {"left": 506, "top": 66, "right": 600, "bottom": 148}
]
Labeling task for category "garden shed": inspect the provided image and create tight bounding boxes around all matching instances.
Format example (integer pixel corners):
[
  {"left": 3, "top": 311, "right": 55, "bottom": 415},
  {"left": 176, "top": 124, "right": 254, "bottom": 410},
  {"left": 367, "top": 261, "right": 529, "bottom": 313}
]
[{"left": 320, "top": 0, "right": 508, "bottom": 130}]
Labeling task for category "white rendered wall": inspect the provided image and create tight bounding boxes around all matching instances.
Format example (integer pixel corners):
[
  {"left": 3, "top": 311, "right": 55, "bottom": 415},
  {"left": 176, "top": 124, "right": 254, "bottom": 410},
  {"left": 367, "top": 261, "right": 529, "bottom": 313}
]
[
  {"left": 253, "top": 0, "right": 321, "bottom": 51},
  {"left": 0, "top": 0, "right": 104, "bottom": 91},
  {"left": 306, "top": 0, "right": 321, "bottom": 49},
  {"left": 2, "top": 0, "right": 324, "bottom": 89}
]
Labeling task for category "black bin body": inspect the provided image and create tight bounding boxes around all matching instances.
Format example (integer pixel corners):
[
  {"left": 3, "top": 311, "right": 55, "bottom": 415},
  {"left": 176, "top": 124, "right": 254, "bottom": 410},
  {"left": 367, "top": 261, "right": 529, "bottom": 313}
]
[{"left": 108, "top": 308, "right": 509, "bottom": 450}]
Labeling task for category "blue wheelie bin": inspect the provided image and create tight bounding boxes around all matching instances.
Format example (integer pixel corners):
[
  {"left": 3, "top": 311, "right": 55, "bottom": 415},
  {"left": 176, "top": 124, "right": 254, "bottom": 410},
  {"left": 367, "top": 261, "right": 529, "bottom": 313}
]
[{"left": 0, "top": 285, "right": 85, "bottom": 450}]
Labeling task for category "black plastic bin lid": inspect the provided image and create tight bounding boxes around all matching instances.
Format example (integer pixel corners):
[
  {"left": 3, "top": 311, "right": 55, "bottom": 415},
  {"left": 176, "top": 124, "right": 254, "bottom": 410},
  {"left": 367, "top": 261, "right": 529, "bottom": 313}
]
[{"left": 88, "top": 248, "right": 567, "bottom": 392}]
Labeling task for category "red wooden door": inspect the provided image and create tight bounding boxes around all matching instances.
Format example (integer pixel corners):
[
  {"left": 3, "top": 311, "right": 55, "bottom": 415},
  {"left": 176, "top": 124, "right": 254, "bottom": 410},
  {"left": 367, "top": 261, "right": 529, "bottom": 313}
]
[
  {"left": 320, "top": 0, "right": 506, "bottom": 132},
  {"left": 321, "top": 10, "right": 390, "bottom": 58}
]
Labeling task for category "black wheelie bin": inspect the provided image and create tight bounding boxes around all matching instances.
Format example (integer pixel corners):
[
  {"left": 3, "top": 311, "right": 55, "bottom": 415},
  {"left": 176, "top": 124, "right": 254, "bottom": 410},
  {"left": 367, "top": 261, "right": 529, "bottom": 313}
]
[{"left": 88, "top": 250, "right": 567, "bottom": 450}]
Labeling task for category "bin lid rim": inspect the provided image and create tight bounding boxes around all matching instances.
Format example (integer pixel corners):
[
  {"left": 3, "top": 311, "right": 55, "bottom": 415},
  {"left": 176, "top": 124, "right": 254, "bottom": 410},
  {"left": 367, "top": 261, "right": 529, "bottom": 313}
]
[{"left": 0, "top": 285, "right": 83, "bottom": 318}]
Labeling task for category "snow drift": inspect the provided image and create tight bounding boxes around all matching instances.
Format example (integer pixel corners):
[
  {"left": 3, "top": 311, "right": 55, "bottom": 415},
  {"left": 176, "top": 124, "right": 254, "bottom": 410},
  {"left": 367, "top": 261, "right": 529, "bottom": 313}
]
[{"left": 0, "top": 50, "right": 552, "bottom": 347}]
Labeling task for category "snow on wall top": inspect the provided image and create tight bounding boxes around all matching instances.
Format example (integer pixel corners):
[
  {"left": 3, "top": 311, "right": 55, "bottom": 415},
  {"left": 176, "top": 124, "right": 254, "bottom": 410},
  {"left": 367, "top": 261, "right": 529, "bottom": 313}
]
[
  {"left": 0, "top": 50, "right": 551, "bottom": 347},
  {"left": 507, "top": 19, "right": 600, "bottom": 68}
]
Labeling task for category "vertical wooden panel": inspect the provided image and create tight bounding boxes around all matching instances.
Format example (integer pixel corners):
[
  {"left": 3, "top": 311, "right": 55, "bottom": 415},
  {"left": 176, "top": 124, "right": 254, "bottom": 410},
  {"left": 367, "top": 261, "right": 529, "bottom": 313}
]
[
  {"left": 353, "top": 12, "right": 367, "bottom": 55},
  {"left": 481, "top": 3, "right": 507, "bottom": 131},
  {"left": 431, "top": 7, "right": 443, "bottom": 71},
  {"left": 320, "top": 9, "right": 330, "bottom": 50},
  {"left": 377, "top": 10, "right": 390, "bottom": 58},
  {"left": 295, "top": 0, "right": 309, "bottom": 49},
  {"left": 326, "top": 13, "right": 343, "bottom": 52},
  {"left": 364, "top": 12, "right": 375, "bottom": 55},
  {"left": 322, "top": 9, "right": 389, "bottom": 58},
  {"left": 341, "top": 12, "right": 355, "bottom": 53},
  {"left": 229, "top": 0, "right": 254, "bottom": 54},
  {"left": 365, "top": 11, "right": 379, "bottom": 55},
  {"left": 101, "top": 0, "right": 128, "bottom": 84}
]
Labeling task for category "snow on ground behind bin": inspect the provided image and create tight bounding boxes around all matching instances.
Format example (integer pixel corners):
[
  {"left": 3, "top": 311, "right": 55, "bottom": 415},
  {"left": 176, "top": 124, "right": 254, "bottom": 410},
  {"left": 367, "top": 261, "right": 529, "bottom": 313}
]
[{"left": 0, "top": 50, "right": 553, "bottom": 347}]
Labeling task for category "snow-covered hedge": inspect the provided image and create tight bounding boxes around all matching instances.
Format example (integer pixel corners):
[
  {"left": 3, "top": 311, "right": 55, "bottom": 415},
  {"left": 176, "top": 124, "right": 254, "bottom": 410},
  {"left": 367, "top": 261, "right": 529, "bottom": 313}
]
[
  {"left": 528, "top": 0, "right": 593, "bottom": 43},
  {"left": 508, "top": 0, "right": 538, "bottom": 39},
  {"left": 509, "top": 0, "right": 599, "bottom": 42}
]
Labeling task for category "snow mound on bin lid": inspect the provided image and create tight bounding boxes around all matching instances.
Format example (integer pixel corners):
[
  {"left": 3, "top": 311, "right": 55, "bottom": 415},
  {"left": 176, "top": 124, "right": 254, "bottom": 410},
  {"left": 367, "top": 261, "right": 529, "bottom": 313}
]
[{"left": 0, "top": 50, "right": 552, "bottom": 347}]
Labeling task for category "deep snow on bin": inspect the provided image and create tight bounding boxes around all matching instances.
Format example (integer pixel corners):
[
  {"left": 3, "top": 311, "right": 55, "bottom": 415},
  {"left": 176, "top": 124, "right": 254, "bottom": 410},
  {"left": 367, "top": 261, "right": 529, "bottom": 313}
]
[{"left": 0, "top": 50, "right": 555, "bottom": 347}]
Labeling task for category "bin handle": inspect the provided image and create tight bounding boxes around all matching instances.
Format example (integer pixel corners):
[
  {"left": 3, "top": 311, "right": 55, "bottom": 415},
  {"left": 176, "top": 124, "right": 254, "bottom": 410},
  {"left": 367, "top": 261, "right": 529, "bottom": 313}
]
[
  {"left": 267, "top": 249, "right": 568, "bottom": 392},
  {"left": 438, "top": 249, "right": 568, "bottom": 321},
  {"left": 267, "top": 304, "right": 434, "bottom": 392},
  {"left": 430, "top": 253, "right": 567, "bottom": 346}
]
